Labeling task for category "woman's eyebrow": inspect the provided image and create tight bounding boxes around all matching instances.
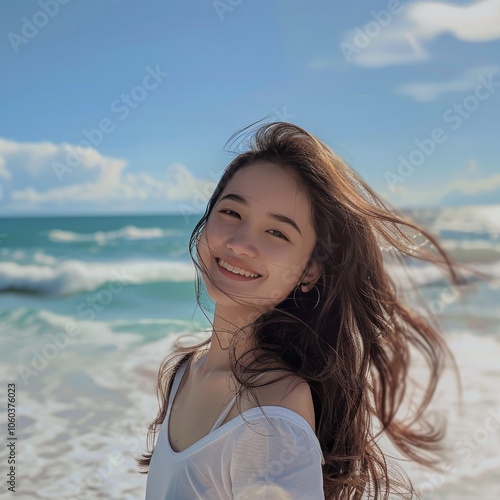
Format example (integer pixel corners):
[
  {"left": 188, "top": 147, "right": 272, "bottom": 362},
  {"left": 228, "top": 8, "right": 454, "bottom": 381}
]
[{"left": 218, "top": 193, "right": 302, "bottom": 236}]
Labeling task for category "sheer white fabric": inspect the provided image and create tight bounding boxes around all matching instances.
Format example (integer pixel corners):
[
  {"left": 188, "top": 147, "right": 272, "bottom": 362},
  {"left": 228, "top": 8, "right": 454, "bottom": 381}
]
[{"left": 145, "top": 359, "right": 325, "bottom": 500}]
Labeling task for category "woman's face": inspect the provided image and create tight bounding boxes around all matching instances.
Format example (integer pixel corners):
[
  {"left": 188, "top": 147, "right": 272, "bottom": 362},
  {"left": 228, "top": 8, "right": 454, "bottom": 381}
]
[{"left": 197, "top": 161, "right": 321, "bottom": 314}]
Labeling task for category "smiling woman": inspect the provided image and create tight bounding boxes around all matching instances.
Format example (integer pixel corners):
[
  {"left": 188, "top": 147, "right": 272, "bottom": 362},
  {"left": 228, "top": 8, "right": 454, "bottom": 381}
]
[
  {"left": 198, "top": 160, "right": 322, "bottom": 317},
  {"left": 137, "top": 121, "right": 486, "bottom": 499}
]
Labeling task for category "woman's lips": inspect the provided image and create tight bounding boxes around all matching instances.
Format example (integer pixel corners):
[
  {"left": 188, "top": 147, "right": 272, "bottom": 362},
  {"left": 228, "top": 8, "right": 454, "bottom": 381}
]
[{"left": 215, "top": 258, "right": 261, "bottom": 281}]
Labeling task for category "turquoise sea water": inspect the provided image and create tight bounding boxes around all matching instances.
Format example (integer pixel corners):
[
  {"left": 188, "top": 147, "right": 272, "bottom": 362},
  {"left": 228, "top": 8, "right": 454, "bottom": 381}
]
[{"left": 1, "top": 206, "right": 500, "bottom": 499}]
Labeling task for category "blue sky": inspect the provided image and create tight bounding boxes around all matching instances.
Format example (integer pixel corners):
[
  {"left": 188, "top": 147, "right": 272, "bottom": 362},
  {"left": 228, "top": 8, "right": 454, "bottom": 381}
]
[{"left": 0, "top": 0, "right": 499, "bottom": 216}]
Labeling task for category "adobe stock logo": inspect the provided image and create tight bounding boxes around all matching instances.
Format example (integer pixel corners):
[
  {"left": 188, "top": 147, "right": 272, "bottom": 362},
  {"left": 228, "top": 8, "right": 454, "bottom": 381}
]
[
  {"left": 7, "top": 0, "right": 71, "bottom": 54},
  {"left": 213, "top": 0, "right": 243, "bottom": 21},
  {"left": 340, "top": 0, "right": 404, "bottom": 63},
  {"left": 385, "top": 72, "right": 500, "bottom": 191},
  {"left": 52, "top": 64, "right": 169, "bottom": 182}
]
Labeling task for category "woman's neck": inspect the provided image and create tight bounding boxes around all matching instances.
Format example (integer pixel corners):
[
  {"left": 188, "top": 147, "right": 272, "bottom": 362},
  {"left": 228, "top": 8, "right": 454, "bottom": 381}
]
[{"left": 197, "top": 305, "right": 261, "bottom": 377}]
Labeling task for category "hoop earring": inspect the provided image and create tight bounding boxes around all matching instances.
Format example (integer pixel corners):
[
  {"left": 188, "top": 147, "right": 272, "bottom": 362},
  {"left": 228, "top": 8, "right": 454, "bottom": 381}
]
[{"left": 293, "top": 283, "right": 321, "bottom": 310}]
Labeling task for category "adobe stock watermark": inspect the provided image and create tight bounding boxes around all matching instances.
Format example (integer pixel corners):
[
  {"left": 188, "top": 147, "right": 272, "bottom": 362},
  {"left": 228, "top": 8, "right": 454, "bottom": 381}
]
[
  {"left": 427, "top": 283, "right": 460, "bottom": 315},
  {"left": 52, "top": 64, "right": 169, "bottom": 183},
  {"left": 213, "top": 0, "right": 243, "bottom": 21},
  {"left": 16, "top": 267, "right": 134, "bottom": 386},
  {"left": 175, "top": 105, "right": 296, "bottom": 223},
  {"left": 417, "top": 405, "right": 500, "bottom": 498},
  {"left": 340, "top": 0, "right": 404, "bottom": 63},
  {"left": 176, "top": 167, "right": 223, "bottom": 224},
  {"left": 385, "top": 72, "right": 500, "bottom": 192},
  {"left": 268, "top": 104, "right": 295, "bottom": 123},
  {"left": 7, "top": 0, "right": 71, "bottom": 54},
  {"left": 227, "top": 234, "right": 339, "bottom": 328},
  {"left": 203, "top": 421, "right": 312, "bottom": 499},
  {"left": 69, "top": 419, "right": 150, "bottom": 500}
]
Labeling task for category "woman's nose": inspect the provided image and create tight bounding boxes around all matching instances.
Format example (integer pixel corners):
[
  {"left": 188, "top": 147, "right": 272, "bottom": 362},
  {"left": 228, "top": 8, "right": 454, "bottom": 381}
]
[{"left": 225, "top": 227, "right": 257, "bottom": 257}]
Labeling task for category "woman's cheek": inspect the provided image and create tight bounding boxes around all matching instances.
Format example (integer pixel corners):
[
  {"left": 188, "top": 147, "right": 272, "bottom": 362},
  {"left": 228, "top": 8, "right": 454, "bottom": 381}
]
[{"left": 281, "top": 265, "right": 302, "bottom": 286}]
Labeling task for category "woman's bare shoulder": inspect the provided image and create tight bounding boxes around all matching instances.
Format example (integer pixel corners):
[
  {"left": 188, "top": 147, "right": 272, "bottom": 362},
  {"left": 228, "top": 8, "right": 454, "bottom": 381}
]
[{"left": 252, "top": 368, "right": 316, "bottom": 433}]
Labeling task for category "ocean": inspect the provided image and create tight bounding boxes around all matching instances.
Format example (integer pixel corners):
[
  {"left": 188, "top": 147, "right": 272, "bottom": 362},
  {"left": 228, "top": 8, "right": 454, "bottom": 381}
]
[{"left": 1, "top": 205, "right": 499, "bottom": 499}]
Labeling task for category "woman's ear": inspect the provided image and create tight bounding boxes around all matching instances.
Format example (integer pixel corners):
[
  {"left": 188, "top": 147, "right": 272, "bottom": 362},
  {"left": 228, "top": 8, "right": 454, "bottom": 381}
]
[{"left": 301, "top": 260, "right": 322, "bottom": 292}]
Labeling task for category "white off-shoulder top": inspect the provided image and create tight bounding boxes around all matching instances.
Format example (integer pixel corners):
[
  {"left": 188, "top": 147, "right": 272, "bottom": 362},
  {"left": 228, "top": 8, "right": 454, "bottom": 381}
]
[{"left": 145, "top": 358, "right": 325, "bottom": 499}]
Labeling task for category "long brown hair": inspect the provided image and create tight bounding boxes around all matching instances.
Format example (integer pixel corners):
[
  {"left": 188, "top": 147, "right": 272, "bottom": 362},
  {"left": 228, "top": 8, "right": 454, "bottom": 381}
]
[{"left": 136, "top": 121, "right": 489, "bottom": 498}]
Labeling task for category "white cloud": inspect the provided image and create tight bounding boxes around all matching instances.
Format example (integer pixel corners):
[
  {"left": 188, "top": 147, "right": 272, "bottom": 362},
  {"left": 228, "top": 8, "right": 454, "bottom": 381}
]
[
  {"left": 409, "top": 0, "right": 500, "bottom": 42},
  {"left": 164, "top": 162, "right": 217, "bottom": 202},
  {"left": 395, "top": 64, "right": 500, "bottom": 101},
  {"left": 446, "top": 172, "right": 500, "bottom": 195},
  {"left": 0, "top": 157, "right": 11, "bottom": 180},
  {"left": 383, "top": 165, "right": 500, "bottom": 205},
  {"left": 467, "top": 158, "right": 480, "bottom": 173},
  {"left": 344, "top": 29, "right": 430, "bottom": 68},
  {"left": 338, "top": 0, "right": 500, "bottom": 68},
  {"left": 0, "top": 137, "right": 217, "bottom": 214},
  {"left": 0, "top": 137, "right": 128, "bottom": 195},
  {"left": 383, "top": 182, "right": 444, "bottom": 205}
]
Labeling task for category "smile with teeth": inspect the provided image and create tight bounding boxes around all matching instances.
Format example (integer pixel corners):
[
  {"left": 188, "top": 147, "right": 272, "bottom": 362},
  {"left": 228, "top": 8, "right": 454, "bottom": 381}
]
[{"left": 216, "top": 258, "right": 261, "bottom": 278}]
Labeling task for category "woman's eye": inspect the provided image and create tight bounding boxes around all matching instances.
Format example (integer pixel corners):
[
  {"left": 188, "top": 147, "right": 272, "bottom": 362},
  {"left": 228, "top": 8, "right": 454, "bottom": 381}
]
[
  {"left": 268, "top": 229, "right": 288, "bottom": 240},
  {"left": 219, "top": 210, "right": 239, "bottom": 217},
  {"left": 219, "top": 209, "right": 289, "bottom": 241}
]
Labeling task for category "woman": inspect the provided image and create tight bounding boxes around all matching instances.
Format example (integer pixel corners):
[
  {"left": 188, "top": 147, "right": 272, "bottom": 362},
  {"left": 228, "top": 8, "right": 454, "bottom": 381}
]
[{"left": 138, "top": 121, "right": 484, "bottom": 499}]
